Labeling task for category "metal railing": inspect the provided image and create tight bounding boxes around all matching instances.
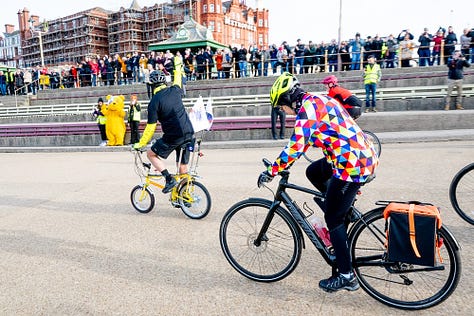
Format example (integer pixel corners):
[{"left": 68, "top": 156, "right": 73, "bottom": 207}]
[{"left": 1, "top": 83, "right": 473, "bottom": 119}]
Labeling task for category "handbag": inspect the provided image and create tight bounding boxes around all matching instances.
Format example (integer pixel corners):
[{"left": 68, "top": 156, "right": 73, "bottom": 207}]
[{"left": 383, "top": 202, "right": 443, "bottom": 266}]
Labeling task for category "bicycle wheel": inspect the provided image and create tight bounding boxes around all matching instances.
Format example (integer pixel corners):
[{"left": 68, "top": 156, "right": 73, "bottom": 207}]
[
  {"left": 349, "top": 207, "right": 461, "bottom": 310},
  {"left": 302, "top": 152, "right": 316, "bottom": 163},
  {"left": 177, "top": 180, "right": 211, "bottom": 219},
  {"left": 449, "top": 163, "right": 474, "bottom": 225},
  {"left": 219, "top": 198, "right": 302, "bottom": 282},
  {"left": 130, "top": 185, "right": 155, "bottom": 213},
  {"left": 363, "top": 130, "right": 382, "bottom": 158}
]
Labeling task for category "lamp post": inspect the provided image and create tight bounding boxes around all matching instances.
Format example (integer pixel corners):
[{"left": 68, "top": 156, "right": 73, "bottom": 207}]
[
  {"left": 28, "top": 18, "right": 45, "bottom": 67},
  {"left": 337, "top": 0, "right": 342, "bottom": 71}
]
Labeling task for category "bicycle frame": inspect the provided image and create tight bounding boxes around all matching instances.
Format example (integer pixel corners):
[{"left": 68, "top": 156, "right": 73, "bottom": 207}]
[
  {"left": 256, "top": 170, "right": 338, "bottom": 266},
  {"left": 132, "top": 136, "right": 204, "bottom": 204}
]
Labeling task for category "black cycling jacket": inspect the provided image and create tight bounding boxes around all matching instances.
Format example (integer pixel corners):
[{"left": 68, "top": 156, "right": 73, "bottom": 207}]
[{"left": 147, "top": 85, "right": 194, "bottom": 143}]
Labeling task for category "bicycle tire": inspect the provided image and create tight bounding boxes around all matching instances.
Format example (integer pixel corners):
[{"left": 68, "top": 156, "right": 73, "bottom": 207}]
[
  {"left": 449, "top": 163, "right": 474, "bottom": 225},
  {"left": 302, "top": 152, "right": 316, "bottom": 163},
  {"left": 349, "top": 207, "right": 461, "bottom": 310},
  {"left": 177, "top": 180, "right": 211, "bottom": 219},
  {"left": 130, "top": 185, "right": 155, "bottom": 213},
  {"left": 219, "top": 198, "right": 302, "bottom": 282},
  {"left": 363, "top": 130, "right": 382, "bottom": 158}
]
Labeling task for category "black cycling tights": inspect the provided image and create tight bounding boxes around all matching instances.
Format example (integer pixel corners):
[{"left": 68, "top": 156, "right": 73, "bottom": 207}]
[{"left": 306, "top": 158, "right": 361, "bottom": 274}]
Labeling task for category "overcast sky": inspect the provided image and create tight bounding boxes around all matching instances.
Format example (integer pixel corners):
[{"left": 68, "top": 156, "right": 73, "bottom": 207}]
[{"left": 1, "top": 0, "right": 472, "bottom": 45}]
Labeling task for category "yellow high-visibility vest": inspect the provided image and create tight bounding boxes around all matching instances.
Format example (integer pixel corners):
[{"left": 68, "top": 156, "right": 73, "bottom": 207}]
[{"left": 364, "top": 63, "right": 381, "bottom": 84}]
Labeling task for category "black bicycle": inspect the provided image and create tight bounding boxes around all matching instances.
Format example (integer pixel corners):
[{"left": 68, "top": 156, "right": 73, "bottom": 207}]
[
  {"left": 449, "top": 162, "right": 474, "bottom": 225},
  {"left": 303, "top": 130, "right": 382, "bottom": 163},
  {"left": 219, "top": 159, "right": 461, "bottom": 310}
]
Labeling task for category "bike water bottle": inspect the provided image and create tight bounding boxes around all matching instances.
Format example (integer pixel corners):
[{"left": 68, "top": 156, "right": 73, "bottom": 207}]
[{"left": 307, "top": 214, "right": 332, "bottom": 248}]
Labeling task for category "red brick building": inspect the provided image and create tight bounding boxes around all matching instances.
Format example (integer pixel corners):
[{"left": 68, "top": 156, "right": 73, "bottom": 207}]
[{"left": 17, "top": 0, "right": 269, "bottom": 67}]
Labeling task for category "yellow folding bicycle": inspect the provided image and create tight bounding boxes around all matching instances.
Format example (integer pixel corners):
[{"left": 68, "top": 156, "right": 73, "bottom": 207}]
[{"left": 130, "top": 138, "right": 211, "bottom": 219}]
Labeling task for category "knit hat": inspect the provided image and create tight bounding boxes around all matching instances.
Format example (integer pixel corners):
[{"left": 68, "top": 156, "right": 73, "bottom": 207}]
[{"left": 98, "top": 97, "right": 104, "bottom": 103}]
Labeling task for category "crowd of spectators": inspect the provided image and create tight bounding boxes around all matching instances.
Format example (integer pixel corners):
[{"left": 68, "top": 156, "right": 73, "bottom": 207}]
[{"left": 1, "top": 25, "right": 473, "bottom": 96}]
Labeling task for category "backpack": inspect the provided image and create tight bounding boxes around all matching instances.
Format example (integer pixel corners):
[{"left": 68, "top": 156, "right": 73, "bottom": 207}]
[{"left": 383, "top": 202, "right": 443, "bottom": 266}]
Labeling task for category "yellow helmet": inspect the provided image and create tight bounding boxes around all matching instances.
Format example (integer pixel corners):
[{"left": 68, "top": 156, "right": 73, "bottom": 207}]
[{"left": 270, "top": 72, "right": 300, "bottom": 107}]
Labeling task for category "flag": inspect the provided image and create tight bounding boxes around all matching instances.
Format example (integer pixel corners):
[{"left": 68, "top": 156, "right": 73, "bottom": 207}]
[
  {"left": 188, "top": 96, "right": 211, "bottom": 132},
  {"left": 205, "top": 97, "right": 213, "bottom": 130}
]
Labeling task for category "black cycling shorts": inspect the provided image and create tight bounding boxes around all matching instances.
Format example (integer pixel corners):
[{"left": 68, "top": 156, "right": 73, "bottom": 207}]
[
  {"left": 151, "top": 137, "right": 193, "bottom": 164},
  {"left": 346, "top": 106, "right": 362, "bottom": 120}
]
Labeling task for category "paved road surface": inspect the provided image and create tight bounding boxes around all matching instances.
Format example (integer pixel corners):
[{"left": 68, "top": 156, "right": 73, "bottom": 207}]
[{"left": 0, "top": 141, "right": 473, "bottom": 315}]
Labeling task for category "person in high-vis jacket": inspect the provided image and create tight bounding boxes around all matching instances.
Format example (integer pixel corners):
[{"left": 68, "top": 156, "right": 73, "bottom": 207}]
[
  {"left": 92, "top": 97, "right": 107, "bottom": 146},
  {"left": 133, "top": 69, "right": 194, "bottom": 194},
  {"left": 127, "top": 94, "right": 141, "bottom": 144},
  {"left": 363, "top": 55, "right": 382, "bottom": 112}
]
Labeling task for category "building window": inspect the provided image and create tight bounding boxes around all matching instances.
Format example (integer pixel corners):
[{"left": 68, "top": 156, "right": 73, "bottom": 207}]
[
  {"left": 209, "top": 21, "right": 215, "bottom": 31},
  {"left": 258, "top": 19, "right": 263, "bottom": 27},
  {"left": 216, "top": 5, "right": 220, "bottom": 13},
  {"left": 203, "top": 4, "right": 207, "bottom": 13},
  {"left": 209, "top": 4, "right": 214, "bottom": 13},
  {"left": 231, "top": 28, "right": 236, "bottom": 41},
  {"left": 217, "top": 22, "right": 221, "bottom": 33},
  {"left": 258, "top": 34, "right": 263, "bottom": 46}
]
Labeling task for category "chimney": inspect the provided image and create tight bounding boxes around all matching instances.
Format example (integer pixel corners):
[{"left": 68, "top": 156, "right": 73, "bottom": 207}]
[
  {"left": 30, "top": 15, "right": 40, "bottom": 27},
  {"left": 5, "top": 24, "right": 15, "bottom": 34}
]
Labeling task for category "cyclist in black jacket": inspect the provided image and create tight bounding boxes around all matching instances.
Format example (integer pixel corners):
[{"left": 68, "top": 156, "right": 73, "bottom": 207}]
[{"left": 134, "top": 69, "right": 194, "bottom": 193}]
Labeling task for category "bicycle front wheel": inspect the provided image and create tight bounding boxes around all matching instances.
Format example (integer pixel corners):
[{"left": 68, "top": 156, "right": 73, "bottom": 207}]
[
  {"left": 449, "top": 163, "right": 474, "bottom": 225},
  {"left": 349, "top": 208, "right": 461, "bottom": 310},
  {"left": 177, "top": 180, "right": 211, "bottom": 219},
  {"left": 219, "top": 198, "right": 302, "bottom": 282},
  {"left": 130, "top": 185, "right": 155, "bottom": 213},
  {"left": 363, "top": 130, "right": 382, "bottom": 158}
]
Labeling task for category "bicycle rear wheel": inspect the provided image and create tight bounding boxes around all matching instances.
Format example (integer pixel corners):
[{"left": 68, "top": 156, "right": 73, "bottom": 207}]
[
  {"left": 130, "top": 185, "right": 155, "bottom": 213},
  {"left": 349, "top": 208, "right": 461, "bottom": 310},
  {"left": 449, "top": 163, "right": 474, "bottom": 225},
  {"left": 177, "top": 180, "right": 211, "bottom": 219},
  {"left": 219, "top": 198, "right": 302, "bottom": 282},
  {"left": 363, "top": 130, "right": 382, "bottom": 158}
]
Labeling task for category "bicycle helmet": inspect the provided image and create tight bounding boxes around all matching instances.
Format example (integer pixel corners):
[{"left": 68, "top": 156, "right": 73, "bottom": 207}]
[
  {"left": 322, "top": 75, "right": 338, "bottom": 85},
  {"left": 270, "top": 72, "right": 300, "bottom": 107},
  {"left": 149, "top": 70, "right": 167, "bottom": 85}
]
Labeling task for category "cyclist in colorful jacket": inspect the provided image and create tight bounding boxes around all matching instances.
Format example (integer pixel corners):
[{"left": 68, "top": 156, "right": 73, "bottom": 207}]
[{"left": 258, "top": 72, "right": 379, "bottom": 293}]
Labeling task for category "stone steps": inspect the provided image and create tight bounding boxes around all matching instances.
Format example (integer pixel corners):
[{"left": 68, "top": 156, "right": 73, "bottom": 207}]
[{"left": 7, "top": 65, "right": 470, "bottom": 107}]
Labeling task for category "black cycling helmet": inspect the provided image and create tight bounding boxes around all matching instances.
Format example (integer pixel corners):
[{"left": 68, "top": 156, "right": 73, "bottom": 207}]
[{"left": 149, "top": 70, "right": 167, "bottom": 85}]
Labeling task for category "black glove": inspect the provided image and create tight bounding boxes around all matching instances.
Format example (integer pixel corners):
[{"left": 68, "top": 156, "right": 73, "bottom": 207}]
[{"left": 257, "top": 171, "right": 273, "bottom": 187}]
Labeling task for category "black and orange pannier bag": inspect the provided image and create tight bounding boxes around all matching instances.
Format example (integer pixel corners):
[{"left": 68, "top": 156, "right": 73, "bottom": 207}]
[{"left": 383, "top": 202, "right": 443, "bottom": 266}]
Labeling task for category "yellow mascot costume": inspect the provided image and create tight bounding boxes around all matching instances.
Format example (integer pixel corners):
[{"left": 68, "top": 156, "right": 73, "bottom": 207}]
[{"left": 103, "top": 95, "right": 126, "bottom": 146}]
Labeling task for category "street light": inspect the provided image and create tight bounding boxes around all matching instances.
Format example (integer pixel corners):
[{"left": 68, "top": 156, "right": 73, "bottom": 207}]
[
  {"left": 28, "top": 18, "right": 46, "bottom": 67},
  {"left": 337, "top": 0, "right": 342, "bottom": 71}
]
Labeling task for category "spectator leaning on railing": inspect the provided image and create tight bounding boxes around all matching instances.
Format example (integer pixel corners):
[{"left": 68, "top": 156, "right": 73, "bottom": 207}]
[{"left": 418, "top": 28, "right": 433, "bottom": 67}]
